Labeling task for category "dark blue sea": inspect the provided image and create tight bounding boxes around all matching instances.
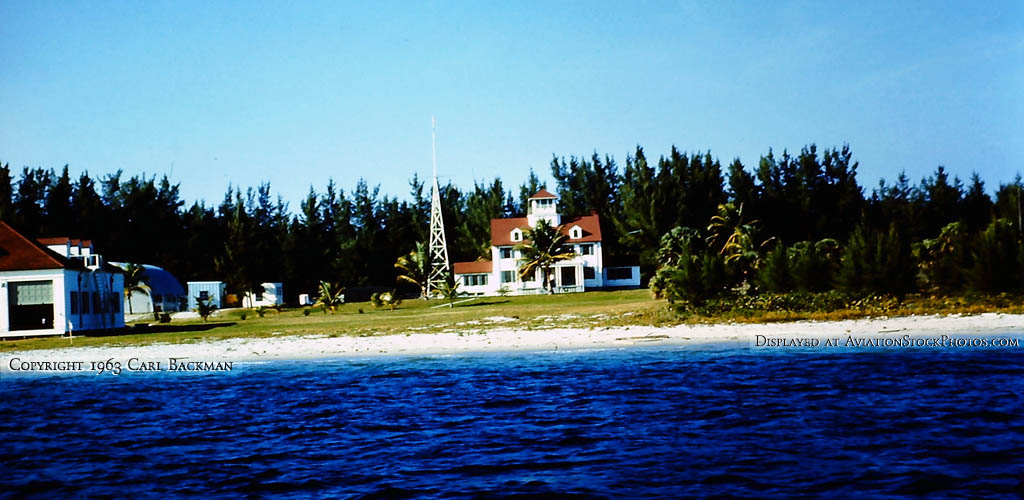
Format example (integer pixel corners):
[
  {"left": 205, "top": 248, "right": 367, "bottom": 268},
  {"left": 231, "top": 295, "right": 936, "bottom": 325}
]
[{"left": 2, "top": 343, "right": 1023, "bottom": 499}]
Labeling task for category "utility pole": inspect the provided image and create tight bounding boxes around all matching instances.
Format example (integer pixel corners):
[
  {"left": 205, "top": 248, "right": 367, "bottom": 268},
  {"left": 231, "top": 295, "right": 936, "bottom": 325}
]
[{"left": 426, "top": 116, "right": 450, "bottom": 297}]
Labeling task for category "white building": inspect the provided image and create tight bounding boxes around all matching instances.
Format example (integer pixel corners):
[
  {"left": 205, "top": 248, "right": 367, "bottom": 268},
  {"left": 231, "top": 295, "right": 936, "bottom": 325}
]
[
  {"left": 0, "top": 222, "right": 125, "bottom": 337},
  {"left": 243, "top": 282, "right": 284, "bottom": 307},
  {"left": 452, "top": 190, "right": 640, "bottom": 296}
]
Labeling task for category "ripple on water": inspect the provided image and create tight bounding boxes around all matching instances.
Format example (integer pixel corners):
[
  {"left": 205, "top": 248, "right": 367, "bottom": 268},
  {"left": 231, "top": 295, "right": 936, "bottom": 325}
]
[{"left": 2, "top": 345, "right": 1023, "bottom": 499}]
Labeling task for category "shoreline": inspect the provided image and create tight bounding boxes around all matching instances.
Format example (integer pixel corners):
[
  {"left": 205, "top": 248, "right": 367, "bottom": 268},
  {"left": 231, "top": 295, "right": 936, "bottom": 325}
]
[{"left": 2, "top": 313, "right": 1022, "bottom": 373}]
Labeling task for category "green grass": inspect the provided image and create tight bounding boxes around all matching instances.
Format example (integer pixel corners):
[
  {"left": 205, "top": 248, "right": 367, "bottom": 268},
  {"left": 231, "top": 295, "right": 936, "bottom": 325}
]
[
  {"left": 0, "top": 289, "right": 666, "bottom": 353},
  {"left": 3, "top": 289, "right": 1021, "bottom": 353}
]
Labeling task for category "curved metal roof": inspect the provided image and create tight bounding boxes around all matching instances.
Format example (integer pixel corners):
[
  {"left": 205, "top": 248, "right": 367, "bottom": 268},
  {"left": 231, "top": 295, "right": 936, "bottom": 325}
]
[{"left": 111, "top": 262, "right": 186, "bottom": 296}]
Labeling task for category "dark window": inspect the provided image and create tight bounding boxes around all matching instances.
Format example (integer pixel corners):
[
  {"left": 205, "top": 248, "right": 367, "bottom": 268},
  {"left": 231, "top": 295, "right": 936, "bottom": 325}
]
[
  {"left": 111, "top": 293, "right": 120, "bottom": 313},
  {"left": 522, "top": 270, "right": 535, "bottom": 282},
  {"left": 501, "top": 271, "right": 516, "bottom": 283},
  {"left": 199, "top": 290, "right": 209, "bottom": 300},
  {"left": 92, "top": 292, "right": 101, "bottom": 312},
  {"left": 560, "top": 267, "right": 576, "bottom": 286},
  {"left": 70, "top": 291, "right": 79, "bottom": 314},
  {"left": 607, "top": 267, "right": 633, "bottom": 280},
  {"left": 583, "top": 266, "right": 596, "bottom": 280},
  {"left": 500, "top": 248, "right": 513, "bottom": 259},
  {"left": 464, "top": 274, "right": 488, "bottom": 286},
  {"left": 579, "top": 244, "right": 593, "bottom": 255},
  {"left": 81, "top": 292, "right": 90, "bottom": 314}
]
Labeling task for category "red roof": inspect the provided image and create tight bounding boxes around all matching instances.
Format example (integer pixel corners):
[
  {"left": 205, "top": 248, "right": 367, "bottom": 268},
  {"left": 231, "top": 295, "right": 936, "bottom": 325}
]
[
  {"left": 0, "top": 222, "right": 73, "bottom": 271},
  {"left": 491, "top": 217, "right": 531, "bottom": 246},
  {"left": 528, "top": 189, "right": 557, "bottom": 199},
  {"left": 490, "top": 213, "right": 603, "bottom": 246},
  {"left": 453, "top": 260, "right": 492, "bottom": 274},
  {"left": 561, "top": 213, "right": 603, "bottom": 243},
  {"left": 37, "top": 237, "right": 72, "bottom": 245}
]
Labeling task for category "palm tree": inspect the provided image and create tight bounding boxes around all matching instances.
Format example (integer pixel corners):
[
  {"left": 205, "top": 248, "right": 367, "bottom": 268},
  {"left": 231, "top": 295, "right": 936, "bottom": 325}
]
[
  {"left": 516, "top": 219, "right": 576, "bottom": 294},
  {"left": 371, "top": 290, "right": 402, "bottom": 310},
  {"left": 707, "top": 203, "right": 773, "bottom": 284},
  {"left": 122, "top": 263, "right": 150, "bottom": 314},
  {"left": 395, "top": 242, "right": 428, "bottom": 299},
  {"left": 315, "top": 281, "right": 344, "bottom": 314},
  {"left": 438, "top": 273, "right": 461, "bottom": 307}
]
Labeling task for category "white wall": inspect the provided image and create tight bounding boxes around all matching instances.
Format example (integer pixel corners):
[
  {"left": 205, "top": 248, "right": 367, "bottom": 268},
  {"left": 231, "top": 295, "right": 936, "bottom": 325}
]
[
  {"left": 0, "top": 269, "right": 65, "bottom": 337},
  {"left": 244, "top": 282, "right": 284, "bottom": 307},
  {"left": 0, "top": 268, "right": 125, "bottom": 337}
]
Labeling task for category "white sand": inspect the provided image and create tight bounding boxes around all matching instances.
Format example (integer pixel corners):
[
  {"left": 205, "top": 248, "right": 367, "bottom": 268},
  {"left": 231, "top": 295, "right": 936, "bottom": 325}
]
[{"left": 2, "top": 313, "right": 1022, "bottom": 373}]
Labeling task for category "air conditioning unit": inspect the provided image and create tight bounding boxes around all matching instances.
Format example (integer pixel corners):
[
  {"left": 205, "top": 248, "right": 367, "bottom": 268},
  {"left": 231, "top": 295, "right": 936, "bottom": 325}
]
[{"left": 86, "top": 254, "right": 103, "bottom": 270}]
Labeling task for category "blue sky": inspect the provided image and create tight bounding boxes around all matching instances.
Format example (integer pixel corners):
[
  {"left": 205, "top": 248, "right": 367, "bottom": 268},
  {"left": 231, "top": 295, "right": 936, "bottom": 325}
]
[{"left": 2, "top": 1, "right": 1021, "bottom": 208}]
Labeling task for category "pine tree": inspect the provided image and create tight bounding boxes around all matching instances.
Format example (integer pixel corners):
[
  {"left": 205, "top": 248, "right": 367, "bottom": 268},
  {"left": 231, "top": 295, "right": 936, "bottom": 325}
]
[
  {"left": 756, "top": 243, "right": 794, "bottom": 293},
  {"left": 967, "top": 219, "right": 1022, "bottom": 292}
]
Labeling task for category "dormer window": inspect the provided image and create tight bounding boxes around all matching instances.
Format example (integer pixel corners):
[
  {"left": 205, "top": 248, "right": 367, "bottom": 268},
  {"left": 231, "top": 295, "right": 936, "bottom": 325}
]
[
  {"left": 569, "top": 225, "right": 583, "bottom": 239},
  {"left": 511, "top": 228, "right": 522, "bottom": 242}
]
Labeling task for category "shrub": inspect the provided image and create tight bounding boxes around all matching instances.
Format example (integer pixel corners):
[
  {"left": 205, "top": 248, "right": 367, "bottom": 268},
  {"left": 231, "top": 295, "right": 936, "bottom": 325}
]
[
  {"left": 256, "top": 306, "right": 267, "bottom": 318},
  {"left": 239, "top": 311, "right": 247, "bottom": 320},
  {"left": 303, "top": 308, "right": 311, "bottom": 316},
  {"left": 158, "top": 313, "right": 171, "bottom": 323},
  {"left": 914, "top": 222, "right": 971, "bottom": 293},
  {"left": 790, "top": 239, "right": 838, "bottom": 292},
  {"left": 194, "top": 297, "right": 215, "bottom": 322}
]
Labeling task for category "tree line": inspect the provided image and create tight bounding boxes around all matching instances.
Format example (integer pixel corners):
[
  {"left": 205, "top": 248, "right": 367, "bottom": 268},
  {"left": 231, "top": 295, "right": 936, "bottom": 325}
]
[{"left": 1, "top": 142, "right": 1021, "bottom": 303}]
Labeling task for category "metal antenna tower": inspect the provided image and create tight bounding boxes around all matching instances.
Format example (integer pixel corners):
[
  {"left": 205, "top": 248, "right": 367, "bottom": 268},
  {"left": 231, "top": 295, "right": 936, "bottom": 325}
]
[{"left": 427, "top": 116, "right": 450, "bottom": 297}]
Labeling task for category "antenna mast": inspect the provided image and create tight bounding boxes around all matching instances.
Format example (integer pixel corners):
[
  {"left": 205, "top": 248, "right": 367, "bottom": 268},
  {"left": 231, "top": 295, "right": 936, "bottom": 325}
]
[{"left": 427, "top": 116, "right": 451, "bottom": 297}]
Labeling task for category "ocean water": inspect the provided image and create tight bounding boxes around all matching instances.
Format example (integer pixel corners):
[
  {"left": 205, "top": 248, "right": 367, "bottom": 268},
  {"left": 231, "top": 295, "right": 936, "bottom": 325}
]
[{"left": 2, "top": 344, "right": 1023, "bottom": 499}]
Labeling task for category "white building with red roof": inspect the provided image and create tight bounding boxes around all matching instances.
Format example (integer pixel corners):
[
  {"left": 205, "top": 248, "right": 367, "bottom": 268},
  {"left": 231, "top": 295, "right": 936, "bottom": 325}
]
[
  {"left": 453, "top": 190, "right": 640, "bottom": 296},
  {"left": 0, "top": 222, "right": 125, "bottom": 337}
]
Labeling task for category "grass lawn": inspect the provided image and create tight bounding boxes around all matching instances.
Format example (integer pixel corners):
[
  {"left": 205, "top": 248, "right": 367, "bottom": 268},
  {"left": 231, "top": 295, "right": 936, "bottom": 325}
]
[
  {"left": 0, "top": 289, "right": 669, "bottom": 353},
  {"left": 3, "top": 289, "right": 1021, "bottom": 353}
]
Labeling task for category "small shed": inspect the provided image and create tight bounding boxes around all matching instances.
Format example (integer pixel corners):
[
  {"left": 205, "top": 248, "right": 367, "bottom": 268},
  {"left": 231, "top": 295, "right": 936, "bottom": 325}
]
[
  {"left": 243, "top": 282, "right": 284, "bottom": 307},
  {"left": 187, "top": 281, "right": 226, "bottom": 310}
]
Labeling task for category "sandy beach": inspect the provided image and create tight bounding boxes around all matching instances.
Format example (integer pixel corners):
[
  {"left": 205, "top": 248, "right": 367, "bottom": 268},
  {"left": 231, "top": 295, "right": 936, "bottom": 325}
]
[{"left": 2, "top": 313, "right": 1022, "bottom": 373}]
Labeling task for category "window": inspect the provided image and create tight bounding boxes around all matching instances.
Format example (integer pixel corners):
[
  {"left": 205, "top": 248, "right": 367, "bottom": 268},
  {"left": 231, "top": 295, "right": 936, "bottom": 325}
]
[
  {"left": 92, "top": 291, "right": 102, "bottom": 312},
  {"left": 522, "top": 271, "right": 535, "bottom": 282},
  {"left": 570, "top": 226, "right": 582, "bottom": 239},
  {"left": 607, "top": 267, "right": 633, "bottom": 280},
  {"left": 11, "top": 281, "right": 53, "bottom": 305},
  {"left": 583, "top": 266, "right": 596, "bottom": 280},
  {"left": 500, "top": 247, "right": 513, "bottom": 259},
  {"left": 199, "top": 290, "right": 209, "bottom": 300},
  {"left": 579, "top": 244, "right": 593, "bottom": 255},
  {"left": 71, "top": 291, "right": 79, "bottom": 314},
  {"left": 8, "top": 280, "right": 55, "bottom": 331},
  {"left": 511, "top": 229, "right": 522, "bottom": 242},
  {"left": 463, "top": 274, "right": 488, "bottom": 287},
  {"left": 501, "top": 271, "right": 516, "bottom": 283}
]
